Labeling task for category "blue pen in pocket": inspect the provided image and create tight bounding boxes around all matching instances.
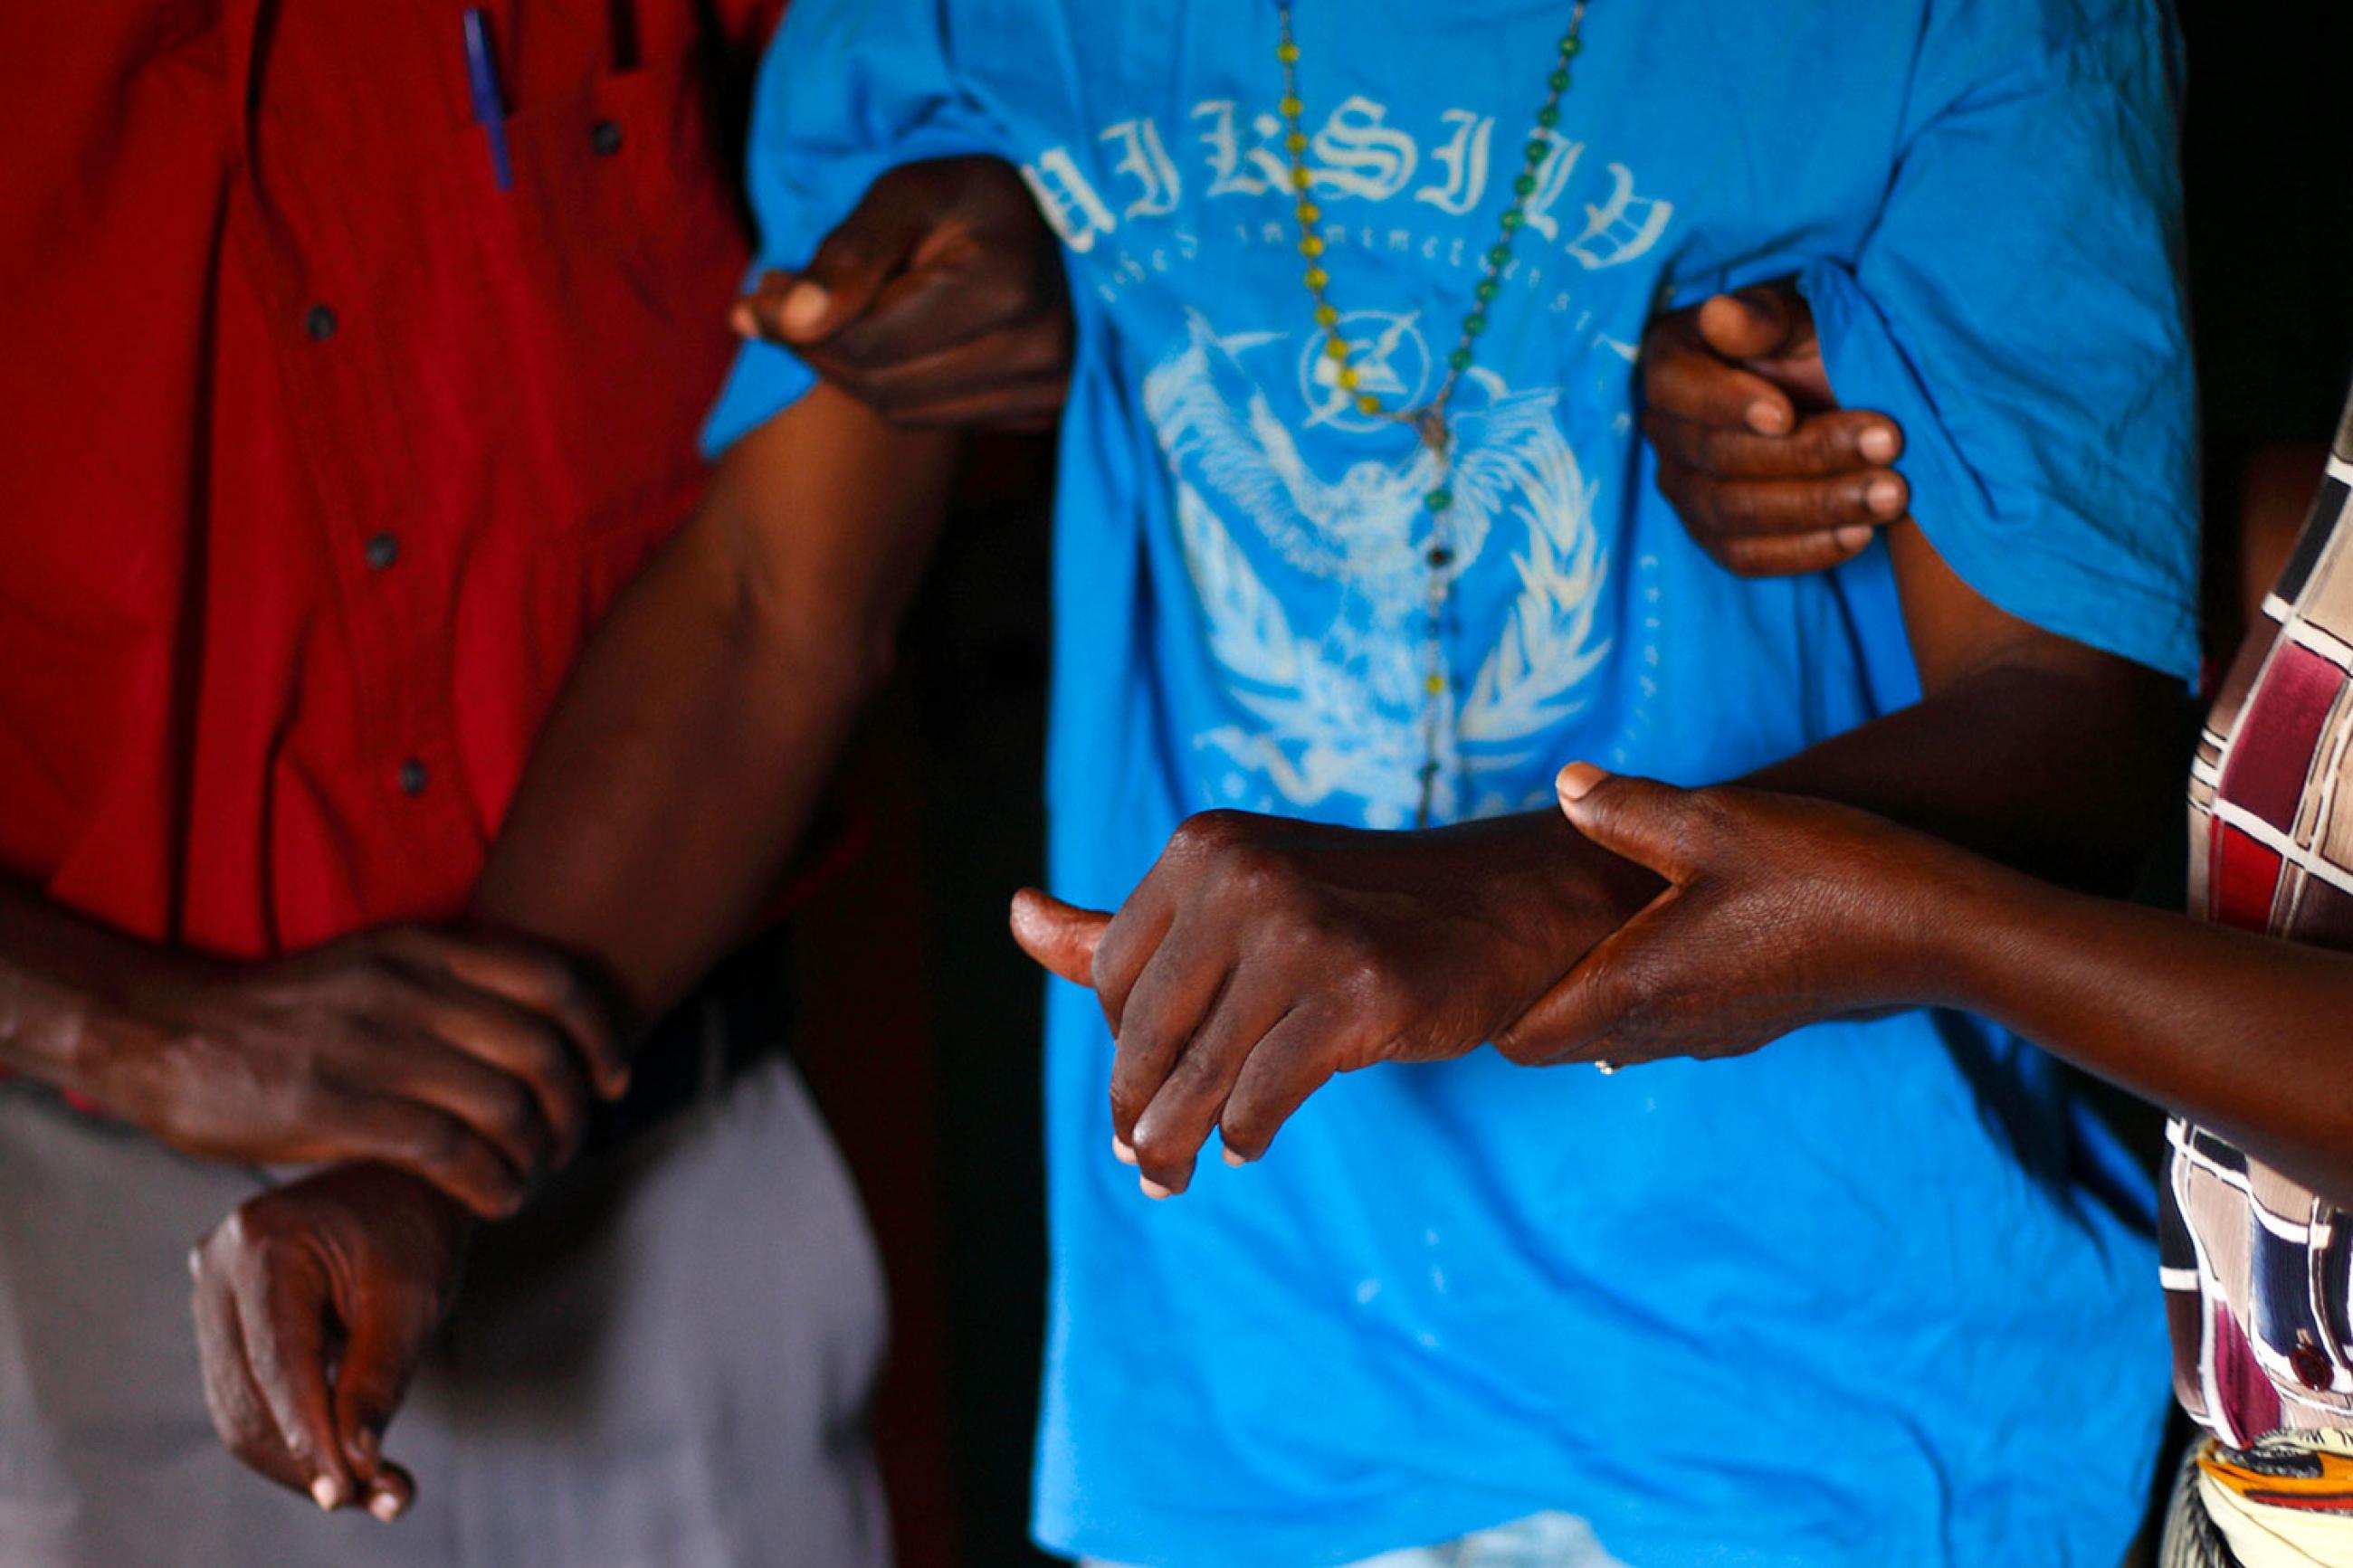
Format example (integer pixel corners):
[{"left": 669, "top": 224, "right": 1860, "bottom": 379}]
[{"left": 462, "top": 9, "right": 513, "bottom": 192}]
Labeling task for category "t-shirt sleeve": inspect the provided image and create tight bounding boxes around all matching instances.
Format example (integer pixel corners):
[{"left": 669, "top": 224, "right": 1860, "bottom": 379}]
[
  {"left": 701, "top": 0, "right": 1001, "bottom": 457},
  {"left": 1802, "top": 1, "right": 2200, "bottom": 682}
]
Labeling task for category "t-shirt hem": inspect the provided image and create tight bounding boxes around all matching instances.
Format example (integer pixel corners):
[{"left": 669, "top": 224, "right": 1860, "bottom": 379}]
[
  {"left": 1032, "top": 1485, "right": 1566, "bottom": 1568},
  {"left": 1797, "top": 259, "right": 2203, "bottom": 687},
  {"left": 699, "top": 277, "right": 823, "bottom": 460}
]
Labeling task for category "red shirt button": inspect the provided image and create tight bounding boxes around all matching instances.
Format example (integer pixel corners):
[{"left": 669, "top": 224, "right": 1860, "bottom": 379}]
[{"left": 2292, "top": 1342, "right": 2336, "bottom": 1393}]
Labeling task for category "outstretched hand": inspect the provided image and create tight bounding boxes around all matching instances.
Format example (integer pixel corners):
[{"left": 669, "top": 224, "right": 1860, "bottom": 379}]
[
  {"left": 191, "top": 1164, "right": 469, "bottom": 1522},
  {"left": 1011, "top": 809, "right": 1656, "bottom": 1198},
  {"left": 1641, "top": 279, "right": 1910, "bottom": 576},
  {"left": 1498, "top": 764, "right": 1967, "bottom": 1069},
  {"left": 732, "top": 156, "right": 1072, "bottom": 432}
]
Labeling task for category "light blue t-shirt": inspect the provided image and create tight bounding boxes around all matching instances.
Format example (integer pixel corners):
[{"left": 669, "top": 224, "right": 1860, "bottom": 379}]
[{"left": 707, "top": 4, "right": 2200, "bottom": 1564}]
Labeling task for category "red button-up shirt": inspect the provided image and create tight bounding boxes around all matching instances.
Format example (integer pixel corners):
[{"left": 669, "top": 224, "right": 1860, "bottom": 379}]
[{"left": 0, "top": 0, "right": 782, "bottom": 959}]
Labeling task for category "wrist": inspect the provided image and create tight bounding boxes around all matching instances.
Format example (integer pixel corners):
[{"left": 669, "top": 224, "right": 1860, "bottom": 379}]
[
  {"left": 0, "top": 935, "right": 206, "bottom": 1111},
  {"left": 1896, "top": 842, "right": 2038, "bottom": 1015},
  {"left": 317, "top": 1163, "right": 478, "bottom": 1278},
  {"left": 0, "top": 953, "right": 132, "bottom": 1099},
  {"left": 1512, "top": 807, "right": 1668, "bottom": 958}
]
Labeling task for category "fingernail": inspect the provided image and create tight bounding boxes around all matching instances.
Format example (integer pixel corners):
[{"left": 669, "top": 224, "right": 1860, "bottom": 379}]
[
  {"left": 1859, "top": 424, "right": 1899, "bottom": 463},
  {"left": 1139, "top": 1176, "right": 1173, "bottom": 1201},
  {"left": 778, "top": 282, "right": 830, "bottom": 338},
  {"left": 1112, "top": 1136, "right": 1138, "bottom": 1166},
  {"left": 1834, "top": 526, "right": 1876, "bottom": 551},
  {"left": 1747, "top": 400, "right": 1792, "bottom": 436},
  {"left": 368, "top": 1487, "right": 404, "bottom": 1524},
  {"left": 1555, "top": 761, "right": 1605, "bottom": 803},
  {"left": 1867, "top": 477, "right": 1905, "bottom": 517},
  {"left": 351, "top": 1428, "right": 380, "bottom": 1471},
  {"left": 311, "top": 1477, "right": 343, "bottom": 1513},
  {"left": 1224, "top": 1147, "right": 1248, "bottom": 1167},
  {"left": 728, "top": 301, "right": 758, "bottom": 339}
]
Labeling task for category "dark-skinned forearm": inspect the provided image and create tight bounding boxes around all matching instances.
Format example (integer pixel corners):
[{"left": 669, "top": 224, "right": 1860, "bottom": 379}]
[
  {"left": 1535, "top": 527, "right": 2188, "bottom": 974},
  {"left": 0, "top": 876, "right": 186, "bottom": 1095},
  {"left": 1738, "top": 519, "right": 2186, "bottom": 891},
  {"left": 472, "top": 386, "right": 960, "bottom": 1034},
  {"left": 466, "top": 524, "right": 865, "bottom": 1032},
  {"left": 1925, "top": 860, "right": 2353, "bottom": 1208},
  {"left": 1517, "top": 655, "right": 2186, "bottom": 972},
  {"left": 1742, "top": 657, "right": 2186, "bottom": 893},
  {"left": 273, "top": 397, "right": 958, "bottom": 1285}
]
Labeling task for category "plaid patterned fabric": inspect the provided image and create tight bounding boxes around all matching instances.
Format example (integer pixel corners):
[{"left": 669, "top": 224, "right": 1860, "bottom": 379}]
[{"left": 2168, "top": 385, "right": 2353, "bottom": 1453}]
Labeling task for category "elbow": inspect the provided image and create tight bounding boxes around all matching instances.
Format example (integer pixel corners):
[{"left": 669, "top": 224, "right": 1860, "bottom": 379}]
[
  {"left": 722, "top": 567, "right": 904, "bottom": 709},
  {"left": 838, "top": 622, "right": 904, "bottom": 702},
  {"left": 2018, "top": 658, "right": 2198, "bottom": 894}
]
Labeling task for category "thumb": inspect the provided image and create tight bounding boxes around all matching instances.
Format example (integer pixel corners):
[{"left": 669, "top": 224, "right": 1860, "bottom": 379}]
[
  {"left": 1009, "top": 889, "right": 1110, "bottom": 988},
  {"left": 235, "top": 1258, "right": 353, "bottom": 1513},
  {"left": 1555, "top": 765, "right": 1701, "bottom": 884},
  {"left": 1696, "top": 280, "right": 1817, "bottom": 366},
  {"left": 762, "top": 174, "right": 938, "bottom": 346},
  {"left": 735, "top": 261, "right": 882, "bottom": 348},
  {"left": 332, "top": 1297, "right": 434, "bottom": 1523}
]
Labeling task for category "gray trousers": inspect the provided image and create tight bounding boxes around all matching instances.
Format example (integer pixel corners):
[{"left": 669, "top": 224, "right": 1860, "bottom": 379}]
[{"left": 0, "top": 1049, "right": 889, "bottom": 1568}]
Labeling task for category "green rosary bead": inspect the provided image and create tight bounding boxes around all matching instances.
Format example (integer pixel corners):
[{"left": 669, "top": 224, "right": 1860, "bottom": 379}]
[
  {"left": 1448, "top": 347, "right": 1474, "bottom": 372},
  {"left": 1475, "top": 278, "right": 1500, "bottom": 303},
  {"left": 1425, "top": 489, "right": 1454, "bottom": 513},
  {"left": 1513, "top": 173, "right": 1538, "bottom": 197},
  {"left": 1463, "top": 312, "right": 1488, "bottom": 336}
]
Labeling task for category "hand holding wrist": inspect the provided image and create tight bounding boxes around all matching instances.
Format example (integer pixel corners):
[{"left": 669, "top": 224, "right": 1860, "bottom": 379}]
[
  {"left": 1008, "top": 804, "right": 1662, "bottom": 1196},
  {"left": 1, "top": 910, "right": 625, "bottom": 1218},
  {"left": 1507, "top": 804, "right": 1669, "bottom": 968},
  {"left": 1504, "top": 767, "right": 2001, "bottom": 1068}
]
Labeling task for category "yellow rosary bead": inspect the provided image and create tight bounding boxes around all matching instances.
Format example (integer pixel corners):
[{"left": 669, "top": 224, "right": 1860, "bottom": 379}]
[
  {"left": 1325, "top": 338, "right": 1352, "bottom": 361},
  {"left": 1338, "top": 366, "right": 1361, "bottom": 390},
  {"left": 1287, "top": 131, "right": 1310, "bottom": 155},
  {"left": 1357, "top": 394, "right": 1385, "bottom": 416},
  {"left": 1300, "top": 233, "right": 1324, "bottom": 256},
  {"left": 1280, "top": 94, "right": 1303, "bottom": 119},
  {"left": 1296, "top": 201, "right": 1320, "bottom": 225},
  {"left": 1315, "top": 303, "right": 1339, "bottom": 328},
  {"left": 1277, "top": 41, "right": 1300, "bottom": 63},
  {"left": 1424, "top": 673, "right": 1447, "bottom": 697},
  {"left": 1304, "top": 267, "right": 1329, "bottom": 290},
  {"left": 1290, "top": 166, "right": 1314, "bottom": 190}
]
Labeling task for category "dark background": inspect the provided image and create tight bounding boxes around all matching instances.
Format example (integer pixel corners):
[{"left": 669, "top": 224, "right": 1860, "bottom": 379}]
[{"left": 799, "top": 6, "right": 2353, "bottom": 1563}]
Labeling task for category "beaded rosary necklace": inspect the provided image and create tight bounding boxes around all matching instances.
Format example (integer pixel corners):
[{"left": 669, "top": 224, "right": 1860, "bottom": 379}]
[{"left": 1271, "top": 2, "right": 1591, "bottom": 828}]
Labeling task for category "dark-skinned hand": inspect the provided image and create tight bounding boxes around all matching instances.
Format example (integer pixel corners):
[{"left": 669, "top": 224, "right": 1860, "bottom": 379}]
[
  {"left": 731, "top": 156, "right": 1072, "bottom": 432},
  {"left": 89, "top": 926, "right": 624, "bottom": 1220},
  {"left": 1642, "top": 278, "right": 1911, "bottom": 576},
  {"left": 1500, "top": 763, "right": 1963, "bottom": 1069},
  {"left": 190, "top": 1163, "right": 469, "bottom": 1520},
  {"left": 1010, "top": 808, "right": 1658, "bottom": 1196}
]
